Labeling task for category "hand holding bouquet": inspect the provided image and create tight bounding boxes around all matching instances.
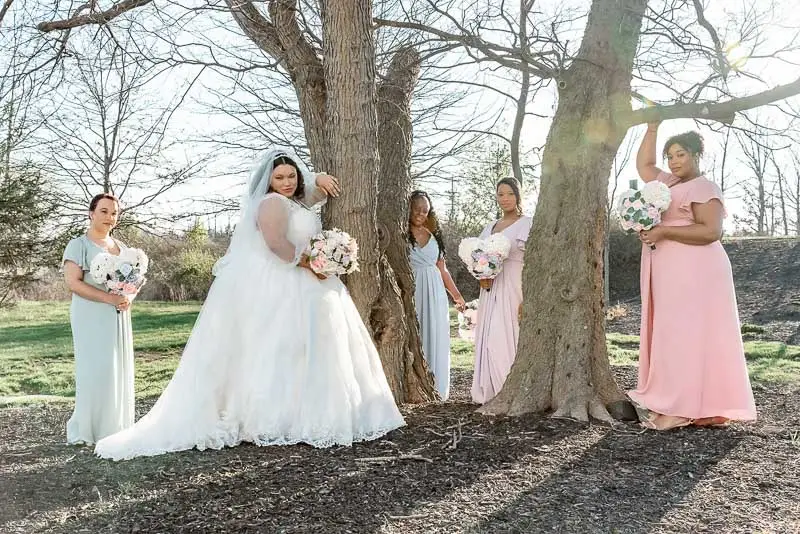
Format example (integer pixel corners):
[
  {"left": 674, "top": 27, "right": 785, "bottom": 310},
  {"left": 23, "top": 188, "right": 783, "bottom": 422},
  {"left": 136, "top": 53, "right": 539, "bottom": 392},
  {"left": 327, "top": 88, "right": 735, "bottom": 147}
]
[
  {"left": 458, "top": 233, "right": 511, "bottom": 290},
  {"left": 303, "top": 228, "right": 359, "bottom": 279},
  {"left": 90, "top": 248, "right": 149, "bottom": 312},
  {"left": 616, "top": 181, "right": 671, "bottom": 250}
]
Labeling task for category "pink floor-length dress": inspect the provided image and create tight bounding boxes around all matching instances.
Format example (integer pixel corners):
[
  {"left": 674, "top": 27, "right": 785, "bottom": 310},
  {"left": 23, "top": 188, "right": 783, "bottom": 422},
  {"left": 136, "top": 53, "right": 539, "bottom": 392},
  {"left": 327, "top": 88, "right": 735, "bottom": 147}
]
[
  {"left": 628, "top": 172, "right": 757, "bottom": 422},
  {"left": 471, "top": 216, "right": 532, "bottom": 404}
]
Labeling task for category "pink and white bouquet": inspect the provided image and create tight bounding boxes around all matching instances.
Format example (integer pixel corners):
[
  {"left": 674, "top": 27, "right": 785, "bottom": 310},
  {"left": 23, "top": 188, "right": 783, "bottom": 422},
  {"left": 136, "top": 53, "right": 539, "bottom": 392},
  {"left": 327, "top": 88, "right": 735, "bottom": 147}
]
[
  {"left": 616, "top": 181, "right": 671, "bottom": 248},
  {"left": 457, "top": 299, "right": 479, "bottom": 341},
  {"left": 305, "top": 228, "right": 359, "bottom": 276},
  {"left": 457, "top": 233, "right": 511, "bottom": 280},
  {"left": 90, "top": 247, "right": 149, "bottom": 300}
]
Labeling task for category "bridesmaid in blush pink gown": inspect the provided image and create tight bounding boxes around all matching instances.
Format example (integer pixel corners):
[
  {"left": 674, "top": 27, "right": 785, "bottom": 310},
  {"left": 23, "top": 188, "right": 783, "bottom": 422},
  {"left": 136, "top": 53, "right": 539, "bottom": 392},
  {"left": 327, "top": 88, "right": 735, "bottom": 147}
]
[
  {"left": 628, "top": 123, "right": 756, "bottom": 430},
  {"left": 471, "top": 178, "right": 533, "bottom": 404}
]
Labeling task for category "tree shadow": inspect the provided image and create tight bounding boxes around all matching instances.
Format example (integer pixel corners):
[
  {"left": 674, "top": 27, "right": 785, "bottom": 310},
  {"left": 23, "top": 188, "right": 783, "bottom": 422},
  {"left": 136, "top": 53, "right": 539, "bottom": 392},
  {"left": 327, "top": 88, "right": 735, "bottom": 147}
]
[
  {"left": 8, "top": 402, "right": 578, "bottom": 533},
  {"left": 468, "top": 426, "right": 745, "bottom": 533}
]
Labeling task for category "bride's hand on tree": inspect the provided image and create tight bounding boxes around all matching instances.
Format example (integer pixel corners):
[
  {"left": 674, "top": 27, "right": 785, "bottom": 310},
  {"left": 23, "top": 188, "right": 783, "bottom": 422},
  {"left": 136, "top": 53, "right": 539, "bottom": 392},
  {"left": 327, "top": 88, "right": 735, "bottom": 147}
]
[{"left": 315, "top": 174, "right": 341, "bottom": 198}]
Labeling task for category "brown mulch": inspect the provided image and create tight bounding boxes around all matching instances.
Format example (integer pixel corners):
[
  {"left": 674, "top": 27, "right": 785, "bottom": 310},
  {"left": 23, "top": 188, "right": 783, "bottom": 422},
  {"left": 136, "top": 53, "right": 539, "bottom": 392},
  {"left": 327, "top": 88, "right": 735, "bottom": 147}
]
[{"left": 1, "top": 367, "right": 799, "bottom": 534}]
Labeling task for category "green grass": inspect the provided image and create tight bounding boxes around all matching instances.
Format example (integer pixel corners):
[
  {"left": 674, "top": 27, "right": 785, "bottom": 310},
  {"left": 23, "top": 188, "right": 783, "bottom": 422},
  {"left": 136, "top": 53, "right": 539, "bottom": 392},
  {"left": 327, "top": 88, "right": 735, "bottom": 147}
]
[
  {"left": 0, "top": 301, "right": 200, "bottom": 402},
  {"left": 1, "top": 301, "right": 798, "bottom": 405}
]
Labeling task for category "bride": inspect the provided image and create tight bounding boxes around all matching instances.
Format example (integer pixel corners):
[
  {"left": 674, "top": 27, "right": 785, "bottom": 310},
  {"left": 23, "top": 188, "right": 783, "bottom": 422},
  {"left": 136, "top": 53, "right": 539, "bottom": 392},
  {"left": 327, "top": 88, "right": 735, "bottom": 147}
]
[{"left": 95, "top": 147, "right": 405, "bottom": 460}]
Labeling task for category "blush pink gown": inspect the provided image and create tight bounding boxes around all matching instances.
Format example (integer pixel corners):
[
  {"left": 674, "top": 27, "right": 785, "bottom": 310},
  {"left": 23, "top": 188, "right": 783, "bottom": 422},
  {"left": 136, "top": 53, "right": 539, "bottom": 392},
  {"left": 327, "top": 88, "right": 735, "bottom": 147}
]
[
  {"left": 628, "top": 172, "right": 757, "bottom": 425},
  {"left": 471, "top": 216, "right": 533, "bottom": 404}
]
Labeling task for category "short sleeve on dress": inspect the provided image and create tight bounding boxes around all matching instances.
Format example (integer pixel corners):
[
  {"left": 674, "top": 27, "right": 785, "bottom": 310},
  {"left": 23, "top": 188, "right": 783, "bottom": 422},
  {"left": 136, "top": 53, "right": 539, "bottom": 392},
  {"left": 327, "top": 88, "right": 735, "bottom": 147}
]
[
  {"left": 513, "top": 216, "right": 533, "bottom": 251},
  {"left": 680, "top": 178, "right": 726, "bottom": 217},
  {"left": 62, "top": 237, "right": 88, "bottom": 271}
]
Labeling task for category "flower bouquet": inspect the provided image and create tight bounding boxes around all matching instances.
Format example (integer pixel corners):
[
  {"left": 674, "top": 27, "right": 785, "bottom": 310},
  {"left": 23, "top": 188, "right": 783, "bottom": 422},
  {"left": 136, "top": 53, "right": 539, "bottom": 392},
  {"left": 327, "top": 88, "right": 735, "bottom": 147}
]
[
  {"left": 457, "top": 233, "right": 511, "bottom": 289},
  {"left": 616, "top": 180, "right": 672, "bottom": 249},
  {"left": 304, "top": 228, "right": 359, "bottom": 276},
  {"left": 90, "top": 247, "right": 149, "bottom": 311}
]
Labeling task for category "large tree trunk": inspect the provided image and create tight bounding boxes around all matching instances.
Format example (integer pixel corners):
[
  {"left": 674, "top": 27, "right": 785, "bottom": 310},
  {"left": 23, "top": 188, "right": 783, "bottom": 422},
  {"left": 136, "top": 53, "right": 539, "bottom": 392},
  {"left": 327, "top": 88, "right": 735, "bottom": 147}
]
[
  {"left": 321, "top": 0, "right": 436, "bottom": 403},
  {"left": 482, "top": 0, "right": 647, "bottom": 420},
  {"left": 375, "top": 46, "right": 436, "bottom": 402}
]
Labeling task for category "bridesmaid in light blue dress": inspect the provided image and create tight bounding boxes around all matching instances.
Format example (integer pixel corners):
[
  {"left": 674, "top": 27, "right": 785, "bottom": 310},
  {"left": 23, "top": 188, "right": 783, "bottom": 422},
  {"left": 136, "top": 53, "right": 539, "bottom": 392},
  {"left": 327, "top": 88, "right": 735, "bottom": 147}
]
[
  {"left": 408, "top": 191, "right": 465, "bottom": 400},
  {"left": 61, "top": 193, "right": 135, "bottom": 445}
]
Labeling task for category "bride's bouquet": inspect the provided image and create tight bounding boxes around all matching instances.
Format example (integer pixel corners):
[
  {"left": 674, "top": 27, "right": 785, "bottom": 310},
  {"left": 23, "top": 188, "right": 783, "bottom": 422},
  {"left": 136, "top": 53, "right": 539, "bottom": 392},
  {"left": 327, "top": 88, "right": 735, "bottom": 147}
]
[
  {"left": 458, "top": 234, "right": 511, "bottom": 281},
  {"left": 616, "top": 181, "right": 671, "bottom": 249},
  {"left": 457, "top": 299, "right": 479, "bottom": 341},
  {"left": 305, "top": 228, "right": 359, "bottom": 276},
  {"left": 90, "top": 248, "right": 149, "bottom": 305}
]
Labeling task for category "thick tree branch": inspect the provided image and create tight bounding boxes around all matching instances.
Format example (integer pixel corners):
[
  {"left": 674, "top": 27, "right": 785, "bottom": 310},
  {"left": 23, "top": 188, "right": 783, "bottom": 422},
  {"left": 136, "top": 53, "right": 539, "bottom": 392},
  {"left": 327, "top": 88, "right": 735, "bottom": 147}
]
[
  {"left": 374, "top": 17, "right": 555, "bottom": 79},
  {"left": 225, "top": 0, "right": 285, "bottom": 60},
  {"left": 269, "top": 0, "right": 322, "bottom": 72},
  {"left": 0, "top": 0, "right": 15, "bottom": 26},
  {"left": 625, "top": 76, "right": 800, "bottom": 126},
  {"left": 36, "top": 0, "right": 153, "bottom": 32}
]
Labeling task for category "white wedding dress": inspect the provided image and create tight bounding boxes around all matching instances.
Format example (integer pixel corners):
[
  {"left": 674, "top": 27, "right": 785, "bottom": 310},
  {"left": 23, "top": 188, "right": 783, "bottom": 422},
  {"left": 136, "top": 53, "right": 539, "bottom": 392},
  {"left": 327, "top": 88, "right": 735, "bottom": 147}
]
[{"left": 95, "top": 148, "right": 405, "bottom": 460}]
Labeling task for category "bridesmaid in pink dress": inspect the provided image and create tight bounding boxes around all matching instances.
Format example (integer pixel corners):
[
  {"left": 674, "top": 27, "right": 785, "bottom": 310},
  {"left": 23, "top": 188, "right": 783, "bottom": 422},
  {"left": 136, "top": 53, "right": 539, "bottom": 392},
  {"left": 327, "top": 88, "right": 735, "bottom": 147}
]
[
  {"left": 471, "top": 178, "right": 533, "bottom": 404},
  {"left": 629, "top": 123, "right": 757, "bottom": 430}
]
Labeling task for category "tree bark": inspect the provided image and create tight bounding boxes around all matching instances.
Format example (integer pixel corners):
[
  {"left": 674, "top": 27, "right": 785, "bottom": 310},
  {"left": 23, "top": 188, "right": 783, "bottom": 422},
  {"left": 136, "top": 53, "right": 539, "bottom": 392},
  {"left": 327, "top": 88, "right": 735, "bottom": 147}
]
[
  {"left": 321, "top": 0, "right": 435, "bottom": 403},
  {"left": 375, "top": 46, "right": 436, "bottom": 402},
  {"left": 481, "top": 0, "right": 647, "bottom": 421}
]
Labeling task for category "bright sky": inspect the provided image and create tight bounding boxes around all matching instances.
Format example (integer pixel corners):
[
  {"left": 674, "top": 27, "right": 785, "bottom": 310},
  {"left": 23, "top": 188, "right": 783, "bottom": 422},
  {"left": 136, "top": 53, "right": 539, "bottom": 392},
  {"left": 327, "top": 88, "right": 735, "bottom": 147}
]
[{"left": 4, "top": 0, "right": 799, "bottom": 234}]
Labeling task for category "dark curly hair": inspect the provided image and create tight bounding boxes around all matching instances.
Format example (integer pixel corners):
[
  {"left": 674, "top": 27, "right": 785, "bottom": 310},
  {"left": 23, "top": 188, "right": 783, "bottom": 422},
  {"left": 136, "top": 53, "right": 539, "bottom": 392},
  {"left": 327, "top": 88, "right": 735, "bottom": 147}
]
[
  {"left": 408, "top": 190, "right": 447, "bottom": 259},
  {"left": 267, "top": 155, "right": 306, "bottom": 200},
  {"left": 662, "top": 131, "right": 705, "bottom": 159},
  {"left": 496, "top": 177, "right": 523, "bottom": 216}
]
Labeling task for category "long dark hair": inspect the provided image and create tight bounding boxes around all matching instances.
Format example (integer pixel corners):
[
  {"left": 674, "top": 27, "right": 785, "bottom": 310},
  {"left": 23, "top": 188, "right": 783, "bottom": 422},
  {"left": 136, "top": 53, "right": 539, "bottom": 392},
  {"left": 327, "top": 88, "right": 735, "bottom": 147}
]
[
  {"left": 496, "top": 177, "right": 523, "bottom": 216},
  {"left": 268, "top": 155, "right": 306, "bottom": 200},
  {"left": 408, "top": 190, "right": 447, "bottom": 259}
]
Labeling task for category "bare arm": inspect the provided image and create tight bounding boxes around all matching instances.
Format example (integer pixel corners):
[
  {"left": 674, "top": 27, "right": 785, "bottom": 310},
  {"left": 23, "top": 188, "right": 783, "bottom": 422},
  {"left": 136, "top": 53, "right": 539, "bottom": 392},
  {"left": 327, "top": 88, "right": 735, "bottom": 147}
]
[
  {"left": 63, "top": 261, "right": 123, "bottom": 306},
  {"left": 636, "top": 123, "right": 665, "bottom": 183},
  {"left": 436, "top": 258, "right": 464, "bottom": 305},
  {"left": 660, "top": 200, "right": 724, "bottom": 245}
]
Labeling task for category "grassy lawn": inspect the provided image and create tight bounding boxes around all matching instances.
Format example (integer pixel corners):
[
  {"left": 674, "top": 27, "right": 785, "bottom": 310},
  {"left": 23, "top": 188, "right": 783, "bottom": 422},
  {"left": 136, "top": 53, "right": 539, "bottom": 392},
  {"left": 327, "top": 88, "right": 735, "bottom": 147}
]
[
  {"left": 0, "top": 301, "right": 201, "bottom": 403},
  {"left": 1, "top": 301, "right": 798, "bottom": 404}
]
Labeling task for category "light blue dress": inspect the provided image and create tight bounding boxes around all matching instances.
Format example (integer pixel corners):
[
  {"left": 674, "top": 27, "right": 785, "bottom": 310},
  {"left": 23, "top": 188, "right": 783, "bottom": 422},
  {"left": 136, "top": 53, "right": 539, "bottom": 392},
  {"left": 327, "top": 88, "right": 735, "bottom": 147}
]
[
  {"left": 62, "top": 235, "right": 135, "bottom": 445},
  {"left": 410, "top": 239, "right": 450, "bottom": 400}
]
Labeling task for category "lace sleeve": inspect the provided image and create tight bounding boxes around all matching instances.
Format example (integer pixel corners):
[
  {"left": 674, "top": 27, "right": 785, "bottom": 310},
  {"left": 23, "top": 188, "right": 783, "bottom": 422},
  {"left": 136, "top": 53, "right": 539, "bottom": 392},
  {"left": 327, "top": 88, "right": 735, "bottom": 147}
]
[
  {"left": 302, "top": 174, "right": 328, "bottom": 207},
  {"left": 257, "top": 194, "right": 303, "bottom": 265}
]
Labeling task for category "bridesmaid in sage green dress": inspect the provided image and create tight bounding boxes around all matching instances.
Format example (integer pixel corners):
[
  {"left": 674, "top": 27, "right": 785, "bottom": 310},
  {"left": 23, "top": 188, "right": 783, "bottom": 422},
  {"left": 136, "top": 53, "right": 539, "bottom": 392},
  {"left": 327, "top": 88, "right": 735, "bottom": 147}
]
[{"left": 61, "top": 193, "right": 135, "bottom": 445}]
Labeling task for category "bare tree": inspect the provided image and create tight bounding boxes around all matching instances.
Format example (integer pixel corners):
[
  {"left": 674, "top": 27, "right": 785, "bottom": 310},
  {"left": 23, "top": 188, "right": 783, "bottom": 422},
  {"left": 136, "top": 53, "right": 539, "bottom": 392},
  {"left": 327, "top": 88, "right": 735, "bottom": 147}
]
[
  {"left": 737, "top": 127, "right": 775, "bottom": 235},
  {"left": 29, "top": 0, "right": 800, "bottom": 418},
  {"left": 380, "top": 0, "right": 800, "bottom": 419}
]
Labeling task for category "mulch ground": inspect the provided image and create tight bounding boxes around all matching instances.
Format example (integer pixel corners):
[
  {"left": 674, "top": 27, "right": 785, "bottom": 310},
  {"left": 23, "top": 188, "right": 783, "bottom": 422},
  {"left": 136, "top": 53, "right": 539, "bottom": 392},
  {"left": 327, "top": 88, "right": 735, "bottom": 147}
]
[{"left": 1, "top": 366, "right": 798, "bottom": 534}]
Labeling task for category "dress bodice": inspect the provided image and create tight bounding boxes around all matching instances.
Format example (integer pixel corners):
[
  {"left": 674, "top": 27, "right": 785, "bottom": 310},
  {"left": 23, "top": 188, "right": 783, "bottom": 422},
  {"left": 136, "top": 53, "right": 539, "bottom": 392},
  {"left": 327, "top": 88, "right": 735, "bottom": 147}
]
[
  {"left": 409, "top": 238, "right": 440, "bottom": 271},
  {"left": 658, "top": 176, "right": 724, "bottom": 228},
  {"left": 479, "top": 216, "right": 532, "bottom": 263},
  {"left": 285, "top": 199, "right": 323, "bottom": 248}
]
